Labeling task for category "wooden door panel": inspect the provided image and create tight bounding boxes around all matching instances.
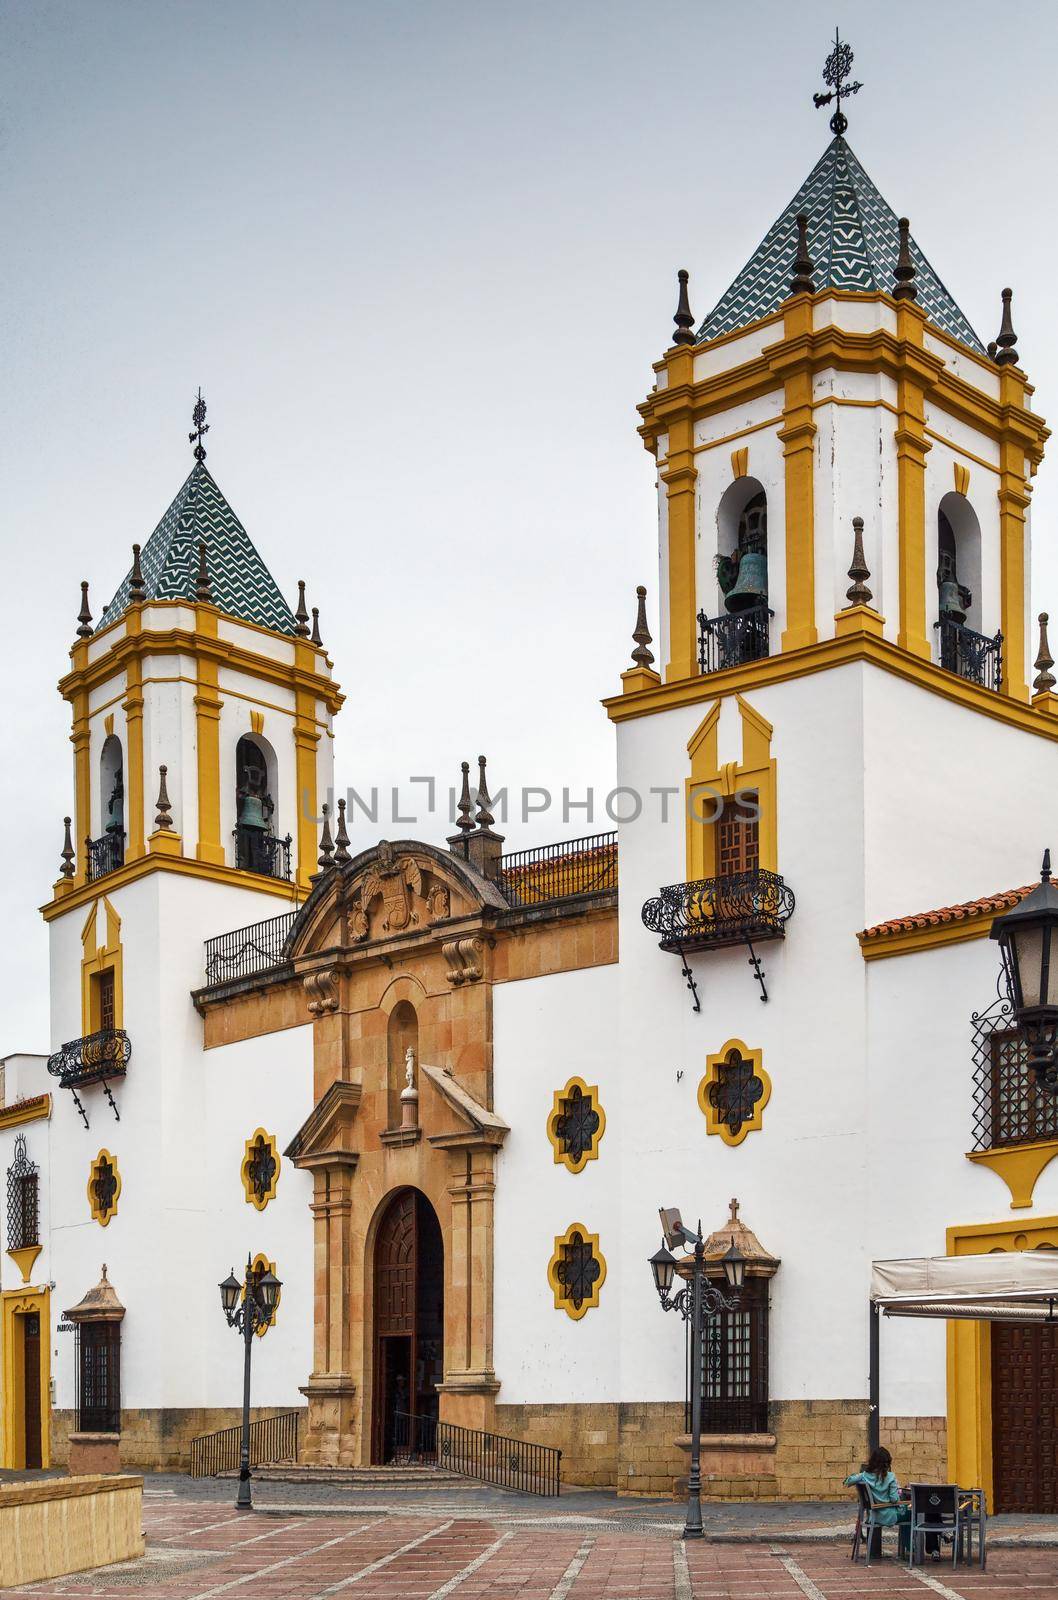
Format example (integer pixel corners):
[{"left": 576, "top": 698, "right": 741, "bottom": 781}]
[{"left": 992, "top": 1321, "right": 1058, "bottom": 1513}]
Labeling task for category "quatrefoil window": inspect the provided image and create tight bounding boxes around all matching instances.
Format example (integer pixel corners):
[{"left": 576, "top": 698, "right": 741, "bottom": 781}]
[
  {"left": 87, "top": 1149, "right": 121, "bottom": 1226},
  {"left": 698, "top": 1040, "right": 770, "bottom": 1146},
  {"left": 241, "top": 1129, "right": 280, "bottom": 1211},
  {"left": 547, "top": 1223, "right": 606, "bottom": 1320},
  {"left": 547, "top": 1078, "right": 606, "bottom": 1174}
]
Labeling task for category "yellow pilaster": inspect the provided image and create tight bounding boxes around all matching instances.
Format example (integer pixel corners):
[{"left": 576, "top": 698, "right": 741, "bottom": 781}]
[
  {"left": 998, "top": 366, "right": 1031, "bottom": 701},
  {"left": 293, "top": 640, "right": 320, "bottom": 891},
  {"left": 662, "top": 344, "right": 699, "bottom": 683},
  {"left": 895, "top": 301, "right": 932, "bottom": 661},
  {"left": 71, "top": 685, "right": 91, "bottom": 887},
  {"left": 778, "top": 295, "right": 817, "bottom": 651},
  {"left": 194, "top": 605, "right": 225, "bottom": 866},
  {"left": 122, "top": 608, "right": 145, "bottom": 861}
]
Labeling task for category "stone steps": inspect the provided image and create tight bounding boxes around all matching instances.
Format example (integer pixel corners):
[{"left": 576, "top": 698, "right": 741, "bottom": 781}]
[{"left": 221, "top": 1464, "right": 471, "bottom": 1487}]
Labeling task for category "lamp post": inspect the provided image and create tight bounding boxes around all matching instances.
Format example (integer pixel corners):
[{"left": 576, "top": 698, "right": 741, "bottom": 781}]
[
  {"left": 990, "top": 850, "right": 1058, "bottom": 1091},
  {"left": 649, "top": 1208, "right": 745, "bottom": 1540},
  {"left": 219, "top": 1256, "right": 282, "bottom": 1510}
]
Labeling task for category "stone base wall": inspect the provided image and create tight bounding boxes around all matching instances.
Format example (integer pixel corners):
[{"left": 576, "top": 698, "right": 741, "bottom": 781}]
[
  {"left": 50, "top": 1407, "right": 307, "bottom": 1473},
  {"left": 0, "top": 1475, "right": 144, "bottom": 1589},
  {"left": 495, "top": 1400, "right": 947, "bottom": 1500}
]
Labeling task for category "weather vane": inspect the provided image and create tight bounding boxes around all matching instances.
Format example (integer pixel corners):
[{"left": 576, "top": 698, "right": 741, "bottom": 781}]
[
  {"left": 813, "top": 28, "right": 862, "bottom": 136},
  {"left": 189, "top": 388, "right": 209, "bottom": 462}
]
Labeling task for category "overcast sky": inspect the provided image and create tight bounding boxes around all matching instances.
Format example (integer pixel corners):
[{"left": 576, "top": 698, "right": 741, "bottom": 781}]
[{"left": 4, "top": 0, "right": 1058, "bottom": 1051}]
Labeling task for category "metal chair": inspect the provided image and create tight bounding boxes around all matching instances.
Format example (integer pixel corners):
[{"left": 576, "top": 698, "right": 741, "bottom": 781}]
[
  {"left": 908, "top": 1484, "right": 961, "bottom": 1568},
  {"left": 850, "top": 1481, "right": 905, "bottom": 1565}
]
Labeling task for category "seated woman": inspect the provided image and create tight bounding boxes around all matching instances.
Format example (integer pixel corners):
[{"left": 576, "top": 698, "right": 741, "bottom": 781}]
[{"left": 845, "top": 1447, "right": 940, "bottom": 1559}]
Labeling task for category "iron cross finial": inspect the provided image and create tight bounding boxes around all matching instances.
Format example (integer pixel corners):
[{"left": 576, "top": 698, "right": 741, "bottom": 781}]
[
  {"left": 189, "top": 388, "right": 209, "bottom": 462},
  {"left": 813, "top": 28, "right": 862, "bottom": 136}
]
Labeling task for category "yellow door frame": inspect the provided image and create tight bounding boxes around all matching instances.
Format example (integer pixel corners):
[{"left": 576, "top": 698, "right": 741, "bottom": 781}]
[
  {"left": 1, "top": 1286, "right": 51, "bottom": 1469},
  {"left": 946, "top": 1214, "right": 1058, "bottom": 1506}
]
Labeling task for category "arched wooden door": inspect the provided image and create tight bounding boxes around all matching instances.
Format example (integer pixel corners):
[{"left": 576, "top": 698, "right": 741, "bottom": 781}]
[{"left": 372, "top": 1188, "right": 444, "bottom": 1463}]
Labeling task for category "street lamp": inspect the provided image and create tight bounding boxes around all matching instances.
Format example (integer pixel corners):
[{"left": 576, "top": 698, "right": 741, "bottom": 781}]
[
  {"left": 990, "top": 850, "right": 1058, "bottom": 1091},
  {"left": 218, "top": 1255, "right": 283, "bottom": 1510},
  {"left": 648, "top": 1207, "right": 743, "bottom": 1540}
]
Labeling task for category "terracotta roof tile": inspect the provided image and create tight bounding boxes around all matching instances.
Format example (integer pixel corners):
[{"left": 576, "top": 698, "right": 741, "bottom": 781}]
[{"left": 860, "top": 884, "right": 1034, "bottom": 943}]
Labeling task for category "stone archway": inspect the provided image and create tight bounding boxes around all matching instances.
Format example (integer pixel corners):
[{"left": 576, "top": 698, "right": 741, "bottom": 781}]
[{"left": 371, "top": 1187, "right": 444, "bottom": 1463}]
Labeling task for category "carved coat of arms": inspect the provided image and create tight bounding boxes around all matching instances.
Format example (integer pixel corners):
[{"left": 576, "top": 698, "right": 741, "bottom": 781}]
[{"left": 356, "top": 840, "right": 421, "bottom": 936}]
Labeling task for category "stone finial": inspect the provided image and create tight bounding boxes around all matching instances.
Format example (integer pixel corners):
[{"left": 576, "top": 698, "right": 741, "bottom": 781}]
[
  {"left": 987, "top": 341, "right": 998, "bottom": 361},
  {"left": 333, "top": 797, "right": 351, "bottom": 864},
  {"left": 893, "top": 218, "right": 917, "bottom": 301},
  {"left": 729, "top": 1197, "right": 739, "bottom": 1223},
  {"left": 317, "top": 803, "right": 335, "bottom": 873},
  {"left": 995, "top": 288, "right": 1019, "bottom": 366},
  {"left": 672, "top": 269, "right": 695, "bottom": 345},
  {"left": 789, "top": 213, "right": 814, "bottom": 296},
  {"left": 154, "top": 765, "right": 174, "bottom": 830},
  {"left": 845, "top": 516, "right": 873, "bottom": 606},
  {"left": 1034, "top": 612, "right": 1055, "bottom": 694},
  {"left": 631, "top": 585, "right": 655, "bottom": 669},
  {"left": 77, "top": 581, "right": 93, "bottom": 638},
  {"left": 310, "top": 607, "right": 323, "bottom": 647},
  {"left": 129, "top": 543, "right": 146, "bottom": 601},
  {"left": 455, "top": 762, "right": 475, "bottom": 834},
  {"left": 475, "top": 756, "right": 495, "bottom": 829},
  {"left": 294, "top": 581, "right": 310, "bottom": 638},
  {"left": 60, "top": 816, "right": 76, "bottom": 879},
  {"left": 195, "top": 540, "right": 213, "bottom": 603}
]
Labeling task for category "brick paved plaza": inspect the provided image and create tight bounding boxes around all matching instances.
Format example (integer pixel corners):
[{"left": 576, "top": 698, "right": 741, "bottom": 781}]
[{"left": 8, "top": 1482, "right": 1058, "bottom": 1599}]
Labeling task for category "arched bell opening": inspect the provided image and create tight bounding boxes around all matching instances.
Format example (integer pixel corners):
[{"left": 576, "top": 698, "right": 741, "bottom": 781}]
[
  {"left": 936, "top": 492, "right": 982, "bottom": 633},
  {"left": 371, "top": 1187, "right": 444, "bottom": 1464},
  {"left": 234, "top": 733, "right": 287, "bottom": 879},
  {"left": 88, "top": 735, "right": 125, "bottom": 879},
  {"left": 716, "top": 479, "right": 769, "bottom": 616}
]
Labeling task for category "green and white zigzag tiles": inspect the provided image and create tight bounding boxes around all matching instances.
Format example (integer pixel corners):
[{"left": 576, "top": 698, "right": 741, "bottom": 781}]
[
  {"left": 698, "top": 137, "right": 983, "bottom": 354},
  {"left": 97, "top": 463, "right": 298, "bottom": 636}
]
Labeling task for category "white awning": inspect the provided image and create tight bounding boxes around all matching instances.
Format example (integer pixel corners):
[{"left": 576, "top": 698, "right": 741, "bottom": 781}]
[{"left": 871, "top": 1252, "right": 1058, "bottom": 1323}]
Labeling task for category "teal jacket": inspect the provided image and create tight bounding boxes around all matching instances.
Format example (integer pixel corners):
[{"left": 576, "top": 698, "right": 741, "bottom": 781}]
[{"left": 845, "top": 1470, "right": 906, "bottom": 1526}]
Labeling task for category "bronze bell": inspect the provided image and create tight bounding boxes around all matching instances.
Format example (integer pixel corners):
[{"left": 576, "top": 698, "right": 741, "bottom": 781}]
[
  {"left": 724, "top": 549, "right": 769, "bottom": 613},
  {"left": 238, "top": 793, "right": 267, "bottom": 831},
  {"left": 938, "top": 578, "right": 968, "bottom": 625}
]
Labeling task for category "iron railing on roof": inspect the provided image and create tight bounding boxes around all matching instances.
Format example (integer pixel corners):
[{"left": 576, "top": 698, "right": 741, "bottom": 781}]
[
  {"left": 497, "top": 832, "right": 617, "bottom": 907},
  {"left": 203, "top": 911, "right": 299, "bottom": 987},
  {"left": 971, "top": 990, "right": 1058, "bottom": 1152}
]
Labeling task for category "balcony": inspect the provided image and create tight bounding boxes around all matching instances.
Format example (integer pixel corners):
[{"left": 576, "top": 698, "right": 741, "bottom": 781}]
[
  {"left": 497, "top": 833, "right": 617, "bottom": 907},
  {"left": 47, "top": 1027, "right": 130, "bottom": 1128},
  {"left": 203, "top": 910, "right": 299, "bottom": 987},
  {"left": 971, "top": 992, "right": 1058, "bottom": 1153},
  {"left": 697, "top": 603, "right": 771, "bottom": 675},
  {"left": 234, "top": 825, "right": 292, "bottom": 880},
  {"left": 642, "top": 869, "right": 795, "bottom": 954},
  {"left": 935, "top": 617, "right": 1003, "bottom": 693},
  {"left": 86, "top": 831, "right": 125, "bottom": 881}
]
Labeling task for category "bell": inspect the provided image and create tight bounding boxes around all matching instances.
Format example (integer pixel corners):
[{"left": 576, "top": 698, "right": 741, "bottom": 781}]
[
  {"left": 724, "top": 549, "right": 768, "bottom": 613},
  {"left": 238, "top": 793, "right": 266, "bottom": 830},
  {"left": 938, "top": 579, "right": 967, "bottom": 625}
]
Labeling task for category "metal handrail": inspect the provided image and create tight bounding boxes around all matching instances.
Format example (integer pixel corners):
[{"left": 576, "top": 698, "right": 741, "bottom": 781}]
[
  {"left": 234, "top": 825, "right": 292, "bottom": 881},
  {"left": 203, "top": 911, "right": 299, "bottom": 987},
  {"left": 498, "top": 833, "right": 617, "bottom": 907},
  {"left": 47, "top": 1028, "right": 131, "bottom": 1089},
  {"left": 86, "top": 832, "right": 125, "bottom": 881},
  {"left": 189, "top": 1410, "right": 301, "bottom": 1478},
  {"left": 392, "top": 1412, "right": 561, "bottom": 1496},
  {"left": 935, "top": 617, "right": 1002, "bottom": 692},
  {"left": 697, "top": 603, "right": 772, "bottom": 674},
  {"left": 642, "top": 868, "right": 795, "bottom": 951}
]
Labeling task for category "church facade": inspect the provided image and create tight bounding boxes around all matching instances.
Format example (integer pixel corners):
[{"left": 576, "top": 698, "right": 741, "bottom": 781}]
[{"left": 3, "top": 116, "right": 1058, "bottom": 1514}]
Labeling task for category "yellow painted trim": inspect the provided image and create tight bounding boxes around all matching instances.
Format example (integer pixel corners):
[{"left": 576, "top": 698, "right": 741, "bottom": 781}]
[
  {"left": 241, "top": 1129, "right": 281, "bottom": 1211},
  {"left": 966, "top": 1141, "right": 1058, "bottom": 1210},
  {"left": 1, "top": 1286, "right": 50, "bottom": 1469},
  {"left": 661, "top": 345, "right": 699, "bottom": 682},
  {"left": 195, "top": 604, "right": 225, "bottom": 866},
  {"left": 923, "top": 429, "right": 1000, "bottom": 477},
  {"left": 293, "top": 640, "right": 320, "bottom": 891},
  {"left": 7, "top": 1245, "right": 42, "bottom": 1285},
  {"left": 80, "top": 897, "right": 123, "bottom": 1034},
  {"left": 954, "top": 462, "right": 971, "bottom": 496},
  {"left": 103, "top": 713, "right": 114, "bottom": 736},
  {"left": 859, "top": 915, "right": 996, "bottom": 962},
  {"left": 547, "top": 1223, "right": 606, "bottom": 1321},
  {"left": 123, "top": 609, "right": 145, "bottom": 860},
  {"left": 130, "top": 676, "right": 330, "bottom": 730},
  {"left": 603, "top": 616, "right": 1058, "bottom": 736},
  {"left": 697, "top": 1038, "right": 771, "bottom": 1146},
  {"left": 72, "top": 689, "right": 91, "bottom": 885},
  {"left": 946, "top": 1214, "right": 1058, "bottom": 1509},
  {"left": 730, "top": 447, "right": 749, "bottom": 478},
  {"left": 546, "top": 1078, "right": 606, "bottom": 1175},
  {"left": 87, "top": 1148, "right": 121, "bottom": 1226},
  {"left": 0, "top": 1096, "right": 51, "bottom": 1131},
  {"left": 999, "top": 365, "right": 1031, "bottom": 701},
  {"left": 684, "top": 696, "right": 776, "bottom": 882},
  {"left": 778, "top": 295, "right": 817, "bottom": 651},
  {"left": 250, "top": 709, "right": 265, "bottom": 735},
  {"left": 42, "top": 850, "right": 308, "bottom": 923},
  {"left": 248, "top": 1252, "right": 280, "bottom": 1338},
  {"left": 894, "top": 300, "right": 932, "bottom": 661},
  {"left": 691, "top": 416, "right": 784, "bottom": 457}
]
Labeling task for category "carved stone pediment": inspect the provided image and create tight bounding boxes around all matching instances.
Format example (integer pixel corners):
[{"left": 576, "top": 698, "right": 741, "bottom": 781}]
[
  {"left": 421, "top": 1063, "right": 509, "bottom": 1151},
  {"left": 348, "top": 840, "right": 457, "bottom": 942},
  {"left": 284, "top": 1081, "right": 362, "bottom": 1171}
]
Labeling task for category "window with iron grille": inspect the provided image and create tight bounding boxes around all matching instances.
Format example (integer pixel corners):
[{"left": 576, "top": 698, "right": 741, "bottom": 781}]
[
  {"left": 76, "top": 1321, "right": 121, "bottom": 1433},
  {"left": 706, "top": 1047, "right": 765, "bottom": 1140},
  {"left": 687, "top": 1276, "right": 769, "bottom": 1434},
  {"left": 971, "top": 994, "right": 1058, "bottom": 1151},
  {"left": 716, "top": 798, "right": 759, "bottom": 879},
  {"left": 96, "top": 969, "right": 116, "bottom": 1032},
  {"left": 6, "top": 1134, "right": 39, "bottom": 1250}
]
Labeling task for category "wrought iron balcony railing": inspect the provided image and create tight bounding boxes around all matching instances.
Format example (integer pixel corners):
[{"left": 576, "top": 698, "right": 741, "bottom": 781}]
[
  {"left": 935, "top": 617, "right": 1002, "bottom": 692},
  {"left": 203, "top": 910, "right": 299, "bottom": 987},
  {"left": 86, "top": 832, "right": 125, "bottom": 881},
  {"left": 697, "top": 603, "right": 772, "bottom": 675},
  {"left": 234, "top": 825, "right": 292, "bottom": 880},
  {"left": 47, "top": 1027, "right": 130, "bottom": 1128},
  {"left": 498, "top": 832, "right": 617, "bottom": 907},
  {"left": 971, "top": 990, "right": 1058, "bottom": 1153},
  {"left": 642, "top": 869, "right": 795, "bottom": 954}
]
